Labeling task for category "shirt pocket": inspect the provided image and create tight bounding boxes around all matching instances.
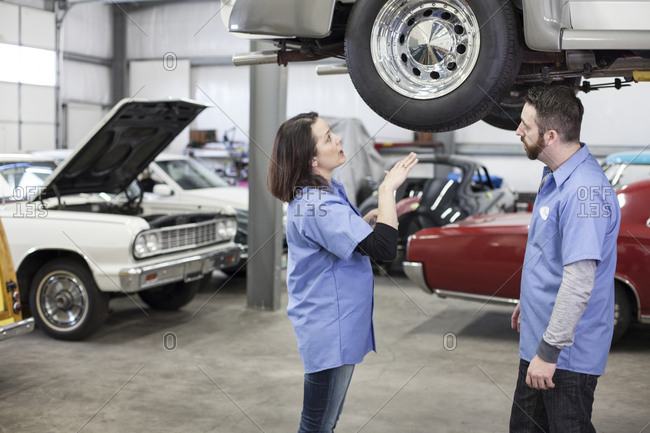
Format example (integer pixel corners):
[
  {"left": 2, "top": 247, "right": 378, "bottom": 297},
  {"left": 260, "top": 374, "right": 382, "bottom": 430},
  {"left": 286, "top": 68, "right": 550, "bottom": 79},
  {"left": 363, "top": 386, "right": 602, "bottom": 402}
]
[{"left": 529, "top": 204, "right": 562, "bottom": 265}]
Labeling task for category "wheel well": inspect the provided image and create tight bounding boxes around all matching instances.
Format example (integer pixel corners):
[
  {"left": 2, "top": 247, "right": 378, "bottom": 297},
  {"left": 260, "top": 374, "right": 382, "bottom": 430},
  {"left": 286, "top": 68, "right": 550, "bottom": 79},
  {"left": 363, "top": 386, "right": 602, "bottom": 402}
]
[
  {"left": 16, "top": 250, "right": 90, "bottom": 305},
  {"left": 615, "top": 278, "right": 640, "bottom": 322}
]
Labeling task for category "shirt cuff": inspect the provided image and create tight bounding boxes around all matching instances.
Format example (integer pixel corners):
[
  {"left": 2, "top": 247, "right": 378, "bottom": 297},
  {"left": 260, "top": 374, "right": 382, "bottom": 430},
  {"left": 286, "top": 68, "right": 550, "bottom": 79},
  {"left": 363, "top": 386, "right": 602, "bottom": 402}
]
[{"left": 536, "top": 339, "right": 562, "bottom": 364}]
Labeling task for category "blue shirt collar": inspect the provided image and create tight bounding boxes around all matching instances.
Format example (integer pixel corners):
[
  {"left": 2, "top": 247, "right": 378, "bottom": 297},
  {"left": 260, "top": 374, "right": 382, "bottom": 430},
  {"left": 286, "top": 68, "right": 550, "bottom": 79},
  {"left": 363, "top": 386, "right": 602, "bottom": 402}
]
[{"left": 545, "top": 143, "right": 590, "bottom": 188}]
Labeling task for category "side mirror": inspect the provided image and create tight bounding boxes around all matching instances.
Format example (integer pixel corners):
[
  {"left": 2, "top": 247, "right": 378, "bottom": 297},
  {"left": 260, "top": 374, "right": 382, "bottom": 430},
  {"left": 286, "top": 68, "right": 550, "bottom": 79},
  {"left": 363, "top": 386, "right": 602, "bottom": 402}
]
[{"left": 152, "top": 184, "right": 174, "bottom": 196}]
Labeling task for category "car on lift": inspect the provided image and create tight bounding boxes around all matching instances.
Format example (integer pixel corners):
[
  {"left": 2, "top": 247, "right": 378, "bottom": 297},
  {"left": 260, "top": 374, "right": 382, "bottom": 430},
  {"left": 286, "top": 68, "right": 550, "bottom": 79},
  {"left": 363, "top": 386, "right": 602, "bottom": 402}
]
[
  {"left": 358, "top": 153, "right": 515, "bottom": 267},
  {"left": 221, "top": 0, "right": 650, "bottom": 132},
  {"left": 0, "top": 99, "right": 241, "bottom": 340},
  {"left": 403, "top": 178, "right": 650, "bottom": 343},
  {"left": 601, "top": 149, "right": 650, "bottom": 188}
]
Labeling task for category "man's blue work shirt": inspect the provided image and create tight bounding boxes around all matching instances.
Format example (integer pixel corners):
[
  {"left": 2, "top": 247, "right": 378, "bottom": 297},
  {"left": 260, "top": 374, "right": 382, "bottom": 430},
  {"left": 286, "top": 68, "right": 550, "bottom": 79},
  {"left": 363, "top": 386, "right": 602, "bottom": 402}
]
[
  {"left": 286, "top": 179, "right": 375, "bottom": 374},
  {"left": 520, "top": 144, "right": 620, "bottom": 375}
]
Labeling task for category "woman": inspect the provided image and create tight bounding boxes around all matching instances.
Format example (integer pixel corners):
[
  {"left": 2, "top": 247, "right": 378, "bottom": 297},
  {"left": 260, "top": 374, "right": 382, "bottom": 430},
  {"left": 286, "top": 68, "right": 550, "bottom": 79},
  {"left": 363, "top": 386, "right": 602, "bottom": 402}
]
[{"left": 268, "top": 112, "right": 418, "bottom": 432}]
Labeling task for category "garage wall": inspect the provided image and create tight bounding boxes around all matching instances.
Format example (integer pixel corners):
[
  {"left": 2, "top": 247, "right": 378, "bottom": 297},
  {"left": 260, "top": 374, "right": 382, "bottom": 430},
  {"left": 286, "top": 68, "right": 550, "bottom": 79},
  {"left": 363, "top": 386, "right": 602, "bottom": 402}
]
[
  {"left": 126, "top": 3, "right": 250, "bottom": 151},
  {"left": 129, "top": 59, "right": 192, "bottom": 154},
  {"left": 455, "top": 78, "right": 650, "bottom": 193},
  {"left": 190, "top": 65, "right": 250, "bottom": 143},
  {"left": 286, "top": 64, "right": 414, "bottom": 142},
  {"left": 125, "top": 2, "right": 415, "bottom": 146},
  {"left": 0, "top": 1, "right": 114, "bottom": 153},
  {"left": 60, "top": 2, "right": 113, "bottom": 148},
  {"left": 0, "top": 2, "right": 56, "bottom": 153},
  {"left": 126, "top": 2, "right": 249, "bottom": 59}
]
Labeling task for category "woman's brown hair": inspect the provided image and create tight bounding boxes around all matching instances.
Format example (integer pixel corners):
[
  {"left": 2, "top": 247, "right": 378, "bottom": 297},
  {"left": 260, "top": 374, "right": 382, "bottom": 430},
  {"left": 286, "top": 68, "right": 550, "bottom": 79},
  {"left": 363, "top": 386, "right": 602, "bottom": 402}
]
[{"left": 267, "top": 112, "right": 329, "bottom": 202}]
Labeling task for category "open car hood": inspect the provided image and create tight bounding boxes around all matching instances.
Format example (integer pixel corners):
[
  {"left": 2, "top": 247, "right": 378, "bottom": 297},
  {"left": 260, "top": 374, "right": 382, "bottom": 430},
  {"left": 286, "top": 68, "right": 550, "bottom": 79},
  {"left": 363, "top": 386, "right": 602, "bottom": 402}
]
[{"left": 37, "top": 99, "right": 208, "bottom": 201}]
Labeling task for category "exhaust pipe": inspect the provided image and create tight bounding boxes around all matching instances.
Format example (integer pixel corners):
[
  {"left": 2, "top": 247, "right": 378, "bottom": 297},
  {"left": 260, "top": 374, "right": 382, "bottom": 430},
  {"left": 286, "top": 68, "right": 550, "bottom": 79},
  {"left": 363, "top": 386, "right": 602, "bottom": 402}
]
[
  {"left": 232, "top": 51, "right": 279, "bottom": 66},
  {"left": 316, "top": 63, "right": 349, "bottom": 75},
  {"left": 233, "top": 47, "right": 339, "bottom": 67}
]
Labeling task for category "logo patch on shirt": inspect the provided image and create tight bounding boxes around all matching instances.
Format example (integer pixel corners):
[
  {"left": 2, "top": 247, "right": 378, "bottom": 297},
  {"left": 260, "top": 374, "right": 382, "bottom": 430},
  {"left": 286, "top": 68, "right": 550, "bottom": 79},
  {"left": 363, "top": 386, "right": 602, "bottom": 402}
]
[{"left": 539, "top": 206, "right": 550, "bottom": 221}]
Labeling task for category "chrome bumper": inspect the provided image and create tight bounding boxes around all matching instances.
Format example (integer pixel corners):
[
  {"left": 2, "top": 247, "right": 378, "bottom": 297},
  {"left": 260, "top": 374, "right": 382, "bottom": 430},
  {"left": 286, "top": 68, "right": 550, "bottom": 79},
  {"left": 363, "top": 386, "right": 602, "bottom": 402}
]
[
  {"left": 402, "top": 261, "right": 432, "bottom": 294},
  {"left": 0, "top": 317, "right": 35, "bottom": 341},
  {"left": 119, "top": 245, "right": 241, "bottom": 292}
]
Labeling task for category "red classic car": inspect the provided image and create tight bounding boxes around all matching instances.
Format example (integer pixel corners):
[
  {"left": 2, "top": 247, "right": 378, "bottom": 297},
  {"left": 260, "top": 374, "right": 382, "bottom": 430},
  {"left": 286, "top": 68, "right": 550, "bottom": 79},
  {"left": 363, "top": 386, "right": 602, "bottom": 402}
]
[{"left": 403, "top": 178, "right": 650, "bottom": 342}]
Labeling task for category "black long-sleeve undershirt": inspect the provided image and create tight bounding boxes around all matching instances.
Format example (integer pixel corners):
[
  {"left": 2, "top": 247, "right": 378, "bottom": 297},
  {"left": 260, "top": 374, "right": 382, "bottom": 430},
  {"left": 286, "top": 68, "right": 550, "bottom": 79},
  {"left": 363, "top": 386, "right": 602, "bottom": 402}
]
[{"left": 354, "top": 222, "right": 398, "bottom": 262}]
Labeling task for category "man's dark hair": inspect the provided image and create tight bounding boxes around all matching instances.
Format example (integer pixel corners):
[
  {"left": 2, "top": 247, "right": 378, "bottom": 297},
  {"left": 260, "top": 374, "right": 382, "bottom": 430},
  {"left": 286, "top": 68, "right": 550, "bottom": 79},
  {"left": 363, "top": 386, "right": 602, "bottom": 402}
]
[
  {"left": 524, "top": 86, "right": 584, "bottom": 143},
  {"left": 267, "top": 112, "right": 329, "bottom": 203}
]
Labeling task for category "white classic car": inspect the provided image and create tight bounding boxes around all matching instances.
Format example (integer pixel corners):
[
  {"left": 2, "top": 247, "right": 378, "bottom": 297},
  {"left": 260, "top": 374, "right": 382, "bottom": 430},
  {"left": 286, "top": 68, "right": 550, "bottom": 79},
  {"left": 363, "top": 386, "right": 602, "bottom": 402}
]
[
  {"left": 140, "top": 154, "right": 250, "bottom": 274},
  {"left": 0, "top": 99, "right": 241, "bottom": 340},
  {"left": 222, "top": 0, "right": 650, "bottom": 132}
]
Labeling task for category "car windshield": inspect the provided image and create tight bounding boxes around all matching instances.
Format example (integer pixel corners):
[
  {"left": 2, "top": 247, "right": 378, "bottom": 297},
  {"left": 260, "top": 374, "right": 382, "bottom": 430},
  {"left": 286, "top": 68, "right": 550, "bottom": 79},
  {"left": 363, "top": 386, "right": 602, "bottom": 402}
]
[
  {"left": 156, "top": 158, "right": 230, "bottom": 190},
  {"left": 602, "top": 162, "right": 650, "bottom": 188},
  {"left": 0, "top": 161, "right": 56, "bottom": 200}
]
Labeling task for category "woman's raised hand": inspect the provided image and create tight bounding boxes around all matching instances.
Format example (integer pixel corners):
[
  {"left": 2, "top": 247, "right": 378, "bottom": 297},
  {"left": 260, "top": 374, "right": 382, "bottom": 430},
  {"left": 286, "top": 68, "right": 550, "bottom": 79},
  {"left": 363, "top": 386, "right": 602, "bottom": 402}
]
[{"left": 381, "top": 152, "right": 419, "bottom": 192}]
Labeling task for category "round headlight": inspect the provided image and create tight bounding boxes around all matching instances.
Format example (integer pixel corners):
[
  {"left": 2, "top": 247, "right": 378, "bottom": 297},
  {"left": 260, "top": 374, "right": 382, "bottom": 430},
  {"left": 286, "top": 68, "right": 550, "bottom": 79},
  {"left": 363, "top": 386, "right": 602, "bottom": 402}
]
[
  {"left": 217, "top": 221, "right": 227, "bottom": 239},
  {"left": 146, "top": 233, "right": 160, "bottom": 252},
  {"left": 134, "top": 236, "right": 147, "bottom": 257},
  {"left": 226, "top": 219, "right": 237, "bottom": 237}
]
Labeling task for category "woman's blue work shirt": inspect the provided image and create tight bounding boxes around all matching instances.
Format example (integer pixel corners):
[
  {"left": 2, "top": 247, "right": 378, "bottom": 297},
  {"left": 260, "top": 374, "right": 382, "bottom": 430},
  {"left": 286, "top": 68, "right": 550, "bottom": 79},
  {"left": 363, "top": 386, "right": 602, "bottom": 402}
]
[{"left": 286, "top": 179, "right": 375, "bottom": 374}]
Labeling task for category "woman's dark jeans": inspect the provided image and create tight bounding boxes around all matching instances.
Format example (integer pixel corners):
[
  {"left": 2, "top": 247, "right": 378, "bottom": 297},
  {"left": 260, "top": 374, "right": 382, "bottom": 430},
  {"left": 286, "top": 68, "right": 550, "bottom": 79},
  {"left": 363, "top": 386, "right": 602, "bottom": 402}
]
[
  {"left": 298, "top": 364, "right": 355, "bottom": 433},
  {"left": 510, "top": 359, "right": 599, "bottom": 433}
]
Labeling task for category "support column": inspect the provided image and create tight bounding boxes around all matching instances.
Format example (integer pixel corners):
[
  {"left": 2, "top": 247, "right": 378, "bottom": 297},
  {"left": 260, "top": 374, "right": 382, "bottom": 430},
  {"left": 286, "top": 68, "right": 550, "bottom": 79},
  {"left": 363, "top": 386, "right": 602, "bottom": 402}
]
[
  {"left": 111, "top": 6, "right": 127, "bottom": 104},
  {"left": 246, "top": 41, "right": 286, "bottom": 310}
]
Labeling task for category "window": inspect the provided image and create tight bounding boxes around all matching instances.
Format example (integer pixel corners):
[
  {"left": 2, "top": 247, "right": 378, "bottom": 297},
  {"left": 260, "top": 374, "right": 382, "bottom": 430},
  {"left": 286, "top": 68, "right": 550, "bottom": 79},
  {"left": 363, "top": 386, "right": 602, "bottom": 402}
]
[{"left": 0, "top": 43, "right": 56, "bottom": 86}]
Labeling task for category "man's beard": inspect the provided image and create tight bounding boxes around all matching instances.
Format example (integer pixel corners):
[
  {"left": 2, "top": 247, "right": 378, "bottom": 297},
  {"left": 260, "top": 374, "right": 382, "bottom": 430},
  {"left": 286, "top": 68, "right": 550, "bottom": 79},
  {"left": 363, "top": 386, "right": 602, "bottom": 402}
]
[{"left": 522, "top": 135, "right": 545, "bottom": 160}]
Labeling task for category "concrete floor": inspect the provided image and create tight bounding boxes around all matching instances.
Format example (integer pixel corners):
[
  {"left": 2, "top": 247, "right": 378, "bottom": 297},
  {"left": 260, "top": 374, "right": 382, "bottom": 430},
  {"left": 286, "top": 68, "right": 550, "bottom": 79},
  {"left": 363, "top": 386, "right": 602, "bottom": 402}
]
[{"left": 2, "top": 270, "right": 649, "bottom": 433}]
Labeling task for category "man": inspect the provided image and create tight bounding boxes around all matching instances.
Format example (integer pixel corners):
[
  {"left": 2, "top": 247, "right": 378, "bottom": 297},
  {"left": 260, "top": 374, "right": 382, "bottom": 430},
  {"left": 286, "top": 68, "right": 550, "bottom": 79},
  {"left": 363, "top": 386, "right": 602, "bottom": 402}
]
[{"left": 509, "top": 86, "right": 621, "bottom": 432}]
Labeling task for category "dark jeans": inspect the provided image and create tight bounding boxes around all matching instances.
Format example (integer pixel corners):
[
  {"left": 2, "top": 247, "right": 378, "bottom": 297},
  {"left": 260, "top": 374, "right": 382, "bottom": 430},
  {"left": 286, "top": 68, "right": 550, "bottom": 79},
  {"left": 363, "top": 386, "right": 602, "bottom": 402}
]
[
  {"left": 510, "top": 359, "right": 599, "bottom": 433},
  {"left": 298, "top": 364, "right": 355, "bottom": 433}
]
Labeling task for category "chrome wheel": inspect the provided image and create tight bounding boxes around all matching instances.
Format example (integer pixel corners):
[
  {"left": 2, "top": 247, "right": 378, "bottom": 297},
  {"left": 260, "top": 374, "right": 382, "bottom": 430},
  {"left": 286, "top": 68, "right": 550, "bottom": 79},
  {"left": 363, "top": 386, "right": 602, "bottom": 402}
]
[
  {"left": 30, "top": 259, "right": 109, "bottom": 340},
  {"left": 37, "top": 270, "right": 89, "bottom": 331},
  {"left": 371, "top": 0, "right": 481, "bottom": 99}
]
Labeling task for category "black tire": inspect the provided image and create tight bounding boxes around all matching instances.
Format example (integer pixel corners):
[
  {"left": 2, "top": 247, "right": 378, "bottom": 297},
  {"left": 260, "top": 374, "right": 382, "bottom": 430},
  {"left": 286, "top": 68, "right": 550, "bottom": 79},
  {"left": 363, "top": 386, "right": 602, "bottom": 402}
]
[
  {"left": 482, "top": 79, "right": 582, "bottom": 130},
  {"left": 612, "top": 282, "right": 632, "bottom": 344},
  {"left": 482, "top": 95, "right": 525, "bottom": 130},
  {"left": 222, "top": 262, "right": 247, "bottom": 278},
  {"left": 138, "top": 280, "right": 200, "bottom": 311},
  {"left": 345, "top": 0, "right": 523, "bottom": 132},
  {"left": 199, "top": 273, "right": 214, "bottom": 291},
  {"left": 29, "top": 259, "right": 109, "bottom": 341}
]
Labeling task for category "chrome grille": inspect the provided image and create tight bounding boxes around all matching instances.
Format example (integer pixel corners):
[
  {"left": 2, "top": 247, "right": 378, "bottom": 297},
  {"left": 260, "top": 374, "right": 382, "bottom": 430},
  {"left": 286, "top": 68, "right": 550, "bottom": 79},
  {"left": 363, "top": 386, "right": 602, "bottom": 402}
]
[
  {"left": 159, "top": 220, "right": 218, "bottom": 251},
  {"left": 133, "top": 216, "right": 237, "bottom": 259}
]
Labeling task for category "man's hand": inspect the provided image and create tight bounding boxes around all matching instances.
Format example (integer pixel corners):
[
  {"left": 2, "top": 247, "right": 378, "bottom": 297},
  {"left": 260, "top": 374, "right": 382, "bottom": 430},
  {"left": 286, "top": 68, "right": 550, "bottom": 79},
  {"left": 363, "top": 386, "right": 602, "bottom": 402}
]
[
  {"left": 396, "top": 196, "right": 421, "bottom": 217},
  {"left": 511, "top": 303, "right": 521, "bottom": 333},
  {"left": 526, "top": 355, "right": 557, "bottom": 390}
]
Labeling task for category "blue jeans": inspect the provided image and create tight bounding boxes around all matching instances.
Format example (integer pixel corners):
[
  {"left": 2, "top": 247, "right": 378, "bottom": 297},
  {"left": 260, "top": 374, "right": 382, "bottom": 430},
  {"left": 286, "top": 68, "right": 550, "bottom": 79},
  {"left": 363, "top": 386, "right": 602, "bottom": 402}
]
[
  {"left": 510, "top": 359, "right": 599, "bottom": 433},
  {"left": 298, "top": 364, "right": 355, "bottom": 433}
]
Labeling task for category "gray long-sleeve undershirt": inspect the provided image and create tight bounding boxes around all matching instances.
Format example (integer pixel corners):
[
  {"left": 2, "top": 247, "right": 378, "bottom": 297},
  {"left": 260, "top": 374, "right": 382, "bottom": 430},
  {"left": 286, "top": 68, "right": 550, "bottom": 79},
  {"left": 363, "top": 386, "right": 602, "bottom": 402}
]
[{"left": 536, "top": 259, "right": 598, "bottom": 364}]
